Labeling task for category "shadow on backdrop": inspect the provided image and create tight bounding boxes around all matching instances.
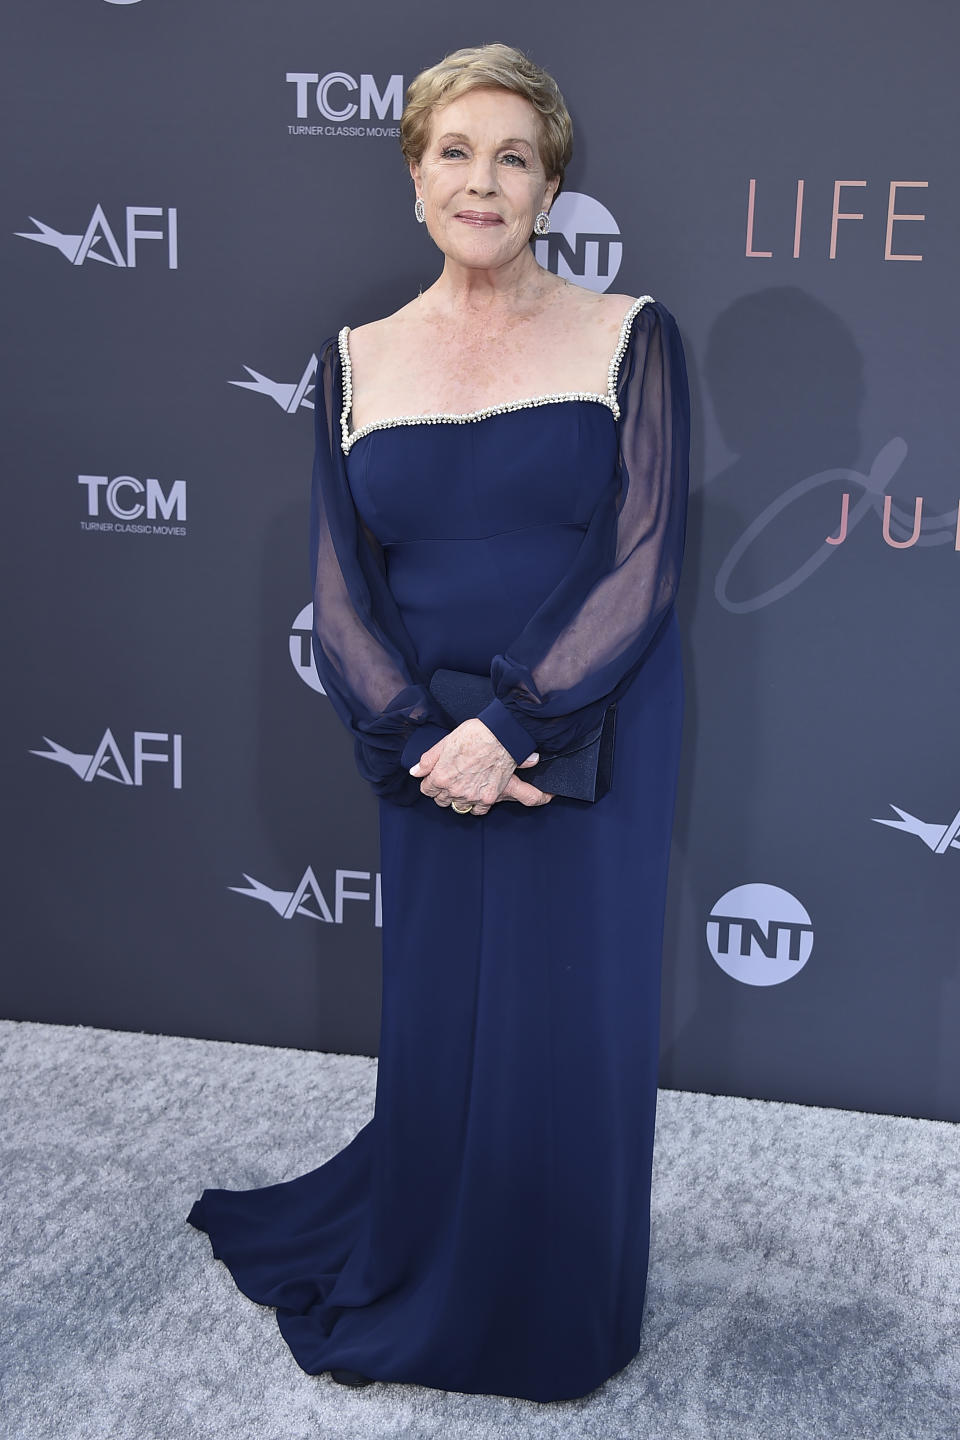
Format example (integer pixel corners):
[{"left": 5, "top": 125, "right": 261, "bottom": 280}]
[{"left": 661, "top": 287, "right": 866, "bottom": 1099}]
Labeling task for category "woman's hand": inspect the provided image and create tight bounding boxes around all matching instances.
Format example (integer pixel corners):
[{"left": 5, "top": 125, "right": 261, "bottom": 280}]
[{"left": 409, "top": 720, "right": 554, "bottom": 814}]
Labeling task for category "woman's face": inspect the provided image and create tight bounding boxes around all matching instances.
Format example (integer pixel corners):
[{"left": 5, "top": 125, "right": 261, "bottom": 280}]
[{"left": 410, "top": 86, "right": 559, "bottom": 270}]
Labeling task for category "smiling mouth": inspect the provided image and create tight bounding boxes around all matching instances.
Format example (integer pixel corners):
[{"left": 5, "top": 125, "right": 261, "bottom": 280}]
[{"left": 455, "top": 212, "right": 504, "bottom": 225}]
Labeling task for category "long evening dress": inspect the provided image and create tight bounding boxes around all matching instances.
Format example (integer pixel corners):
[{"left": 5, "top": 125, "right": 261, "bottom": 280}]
[{"left": 187, "top": 294, "right": 690, "bottom": 1402}]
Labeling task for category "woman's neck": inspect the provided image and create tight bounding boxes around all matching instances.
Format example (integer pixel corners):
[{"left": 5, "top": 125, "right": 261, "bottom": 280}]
[{"left": 422, "top": 251, "right": 560, "bottom": 320}]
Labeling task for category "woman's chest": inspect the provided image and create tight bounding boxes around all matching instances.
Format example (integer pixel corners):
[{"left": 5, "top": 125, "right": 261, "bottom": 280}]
[
  {"left": 346, "top": 318, "right": 616, "bottom": 431},
  {"left": 345, "top": 400, "right": 620, "bottom": 545}
]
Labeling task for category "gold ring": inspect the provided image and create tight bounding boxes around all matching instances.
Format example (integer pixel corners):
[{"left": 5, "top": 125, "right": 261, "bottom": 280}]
[{"left": 451, "top": 801, "right": 474, "bottom": 814}]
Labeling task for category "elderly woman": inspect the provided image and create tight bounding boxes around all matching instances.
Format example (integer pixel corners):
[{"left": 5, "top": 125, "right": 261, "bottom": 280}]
[{"left": 188, "top": 42, "right": 689, "bottom": 1403}]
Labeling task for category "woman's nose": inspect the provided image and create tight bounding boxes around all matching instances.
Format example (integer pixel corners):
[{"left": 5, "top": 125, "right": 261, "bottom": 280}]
[{"left": 465, "top": 156, "right": 498, "bottom": 196}]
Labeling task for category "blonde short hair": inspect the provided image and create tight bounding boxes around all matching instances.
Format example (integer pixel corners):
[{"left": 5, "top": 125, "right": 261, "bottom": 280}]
[{"left": 400, "top": 43, "right": 573, "bottom": 194}]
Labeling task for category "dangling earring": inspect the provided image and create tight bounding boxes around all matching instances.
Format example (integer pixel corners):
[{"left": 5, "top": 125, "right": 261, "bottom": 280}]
[
  {"left": 534, "top": 210, "right": 551, "bottom": 236},
  {"left": 414, "top": 196, "right": 425, "bottom": 224}
]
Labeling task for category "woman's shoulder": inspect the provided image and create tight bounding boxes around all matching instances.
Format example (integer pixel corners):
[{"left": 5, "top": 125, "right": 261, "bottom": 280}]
[
  {"left": 541, "top": 288, "right": 656, "bottom": 383},
  {"left": 595, "top": 289, "right": 672, "bottom": 328},
  {"left": 584, "top": 288, "right": 647, "bottom": 319},
  {"left": 341, "top": 301, "right": 419, "bottom": 369},
  {"left": 557, "top": 286, "right": 660, "bottom": 348},
  {"left": 599, "top": 293, "right": 683, "bottom": 366},
  {"left": 595, "top": 289, "right": 649, "bottom": 343}
]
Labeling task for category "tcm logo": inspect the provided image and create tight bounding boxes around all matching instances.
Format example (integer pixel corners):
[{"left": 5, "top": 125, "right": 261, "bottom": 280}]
[
  {"left": 78, "top": 473, "right": 186, "bottom": 536},
  {"left": 30, "top": 730, "right": 183, "bottom": 788},
  {"left": 230, "top": 354, "right": 316, "bottom": 413},
  {"left": 873, "top": 799, "right": 960, "bottom": 856},
  {"left": 229, "top": 867, "right": 381, "bottom": 925},
  {"left": 286, "top": 71, "right": 402, "bottom": 136},
  {"left": 15, "top": 205, "right": 178, "bottom": 268},
  {"left": 290, "top": 603, "right": 324, "bottom": 693},
  {"left": 706, "top": 884, "right": 813, "bottom": 987},
  {"left": 533, "top": 192, "right": 621, "bottom": 293},
  {"left": 746, "top": 178, "right": 928, "bottom": 261}
]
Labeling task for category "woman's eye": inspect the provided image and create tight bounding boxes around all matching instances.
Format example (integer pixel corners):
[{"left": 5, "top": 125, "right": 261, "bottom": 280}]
[{"left": 438, "top": 147, "right": 527, "bottom": 166}]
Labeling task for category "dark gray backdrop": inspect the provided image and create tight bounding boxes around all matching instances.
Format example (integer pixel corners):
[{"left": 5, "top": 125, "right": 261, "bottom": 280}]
[{"left": 3, "top": 1, "right": 957, "bottom": 1121}]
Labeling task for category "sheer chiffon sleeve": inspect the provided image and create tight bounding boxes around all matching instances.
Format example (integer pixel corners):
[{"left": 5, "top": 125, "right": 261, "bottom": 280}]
[
  {"left": 474, "top": 299, "right": 690, "bottom": 765},
  {"left": 310, "top": 334, "right": 451, "bottom": 804}
]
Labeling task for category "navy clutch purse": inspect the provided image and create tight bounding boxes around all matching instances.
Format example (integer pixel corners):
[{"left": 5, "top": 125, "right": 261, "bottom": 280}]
[{"left": 427, "top": 668, "right": 616, "bottom": 803}]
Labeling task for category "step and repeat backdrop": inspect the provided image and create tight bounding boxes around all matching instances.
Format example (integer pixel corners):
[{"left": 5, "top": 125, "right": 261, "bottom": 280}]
[{"left": 3, "top": 1, "right": 957, "bottom": 1120}]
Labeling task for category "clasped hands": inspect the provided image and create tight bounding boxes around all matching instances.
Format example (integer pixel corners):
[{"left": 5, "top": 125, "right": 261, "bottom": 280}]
[{"left": 409, "top": 718, "right": 554, "bottom": 815}]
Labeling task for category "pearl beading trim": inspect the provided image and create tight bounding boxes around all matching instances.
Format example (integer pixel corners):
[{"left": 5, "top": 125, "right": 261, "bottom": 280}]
[{"left": 338, "top": 294, "right": 653, "bottom": 455}]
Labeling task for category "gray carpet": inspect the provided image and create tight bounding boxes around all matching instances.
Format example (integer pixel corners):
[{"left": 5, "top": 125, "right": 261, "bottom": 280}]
[{"left": 1, "top": 1018, "right": 958, "bottom": 1440}]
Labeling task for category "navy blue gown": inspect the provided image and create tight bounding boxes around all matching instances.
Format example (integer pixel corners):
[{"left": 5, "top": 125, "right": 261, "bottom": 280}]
[{"left": 187, "top": 295, "right": 690, "bottom": 1402}]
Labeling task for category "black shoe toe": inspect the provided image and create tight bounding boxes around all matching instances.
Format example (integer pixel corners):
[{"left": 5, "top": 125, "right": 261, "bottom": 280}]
[{"left": 329, "top": 1368, "right": 375, "bottom": 1387}]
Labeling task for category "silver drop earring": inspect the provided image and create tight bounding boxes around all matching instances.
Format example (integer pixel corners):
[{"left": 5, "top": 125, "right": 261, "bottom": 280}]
[
  {"left": 415, "top": 196, "right": 425, "bottom": 224},
  {"left": 534, "top": 210, "right": 551, "bottom": 236}
]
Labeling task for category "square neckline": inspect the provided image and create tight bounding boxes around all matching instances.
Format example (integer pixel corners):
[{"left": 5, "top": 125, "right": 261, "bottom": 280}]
[{"left": 337, "top": 295, "right": 653, "bottom": 455}]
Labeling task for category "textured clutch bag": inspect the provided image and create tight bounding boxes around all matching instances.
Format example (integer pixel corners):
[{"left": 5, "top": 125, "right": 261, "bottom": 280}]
[{"left": 427, "top": 668, "right": 616, "bottom": 802}]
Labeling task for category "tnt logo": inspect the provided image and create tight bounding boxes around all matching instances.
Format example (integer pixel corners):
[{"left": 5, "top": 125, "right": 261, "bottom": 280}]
[
  {"left": 706, "top": 883, "right": 813, "bottom": 986},
  {"left": 30, "top": 729, "right": 183, "bottom": 788},
  {"left": 15, "top": 205, "right": 178, "bottom": 268},
  {"left": 290, "top": 603, "right": 324, "bottom": 693},
  {"left": 533, "top": 192, "right": 622, "bottom": 293},
  {"left": 285, "top": 71, "right": 403, "bottom": 122}
]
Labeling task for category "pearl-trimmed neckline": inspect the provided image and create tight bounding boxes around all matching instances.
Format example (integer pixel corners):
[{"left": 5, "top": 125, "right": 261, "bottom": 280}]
[{"left": 337, "top": 294, "right": 654, "bottom": 455}]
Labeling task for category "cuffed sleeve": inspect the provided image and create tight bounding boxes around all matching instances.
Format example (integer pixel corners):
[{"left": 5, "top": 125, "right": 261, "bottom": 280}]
[
  {"left": 400, "top": 722, "right": 452, "bottom": 771},
  {"left": 310, "top": 333, "right": 452, "bottom": 803},
  {"left": 475, "top": 698, "right": 539, "bottom": 765},
  {"left": 484, "top": 300, "right": 690, "bottom": 760}
]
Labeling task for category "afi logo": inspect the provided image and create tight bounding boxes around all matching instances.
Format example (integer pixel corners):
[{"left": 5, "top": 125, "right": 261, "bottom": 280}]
[
  {"left": 30, "top": 730, "right": 183, "bottom": 788},
  {"left": 230, "top": 354, "right": 316, "bottom": 413},
  {"left": 533, "top": 192, "right": 622, "bottom": 293},
  {"left": 229, "top": 867, "right": 381, "bottom": 924},
  {"left": 873, "top": 800, "right": 960, "bottom": 855},
  {"left": 78, "top": 474, "right": 186, "bottom": 522},
  {"left": 706, "top": 883, "right": 814, "bottom": 987},
  {"left": 286, "top": 71, "right": 403, "bottom": 122},
  {"left": 290, "top": 603, "right": 324, "bottom": 693},
  {"left": 15, "top": 205, "right": 178, "bottom": 268}
]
